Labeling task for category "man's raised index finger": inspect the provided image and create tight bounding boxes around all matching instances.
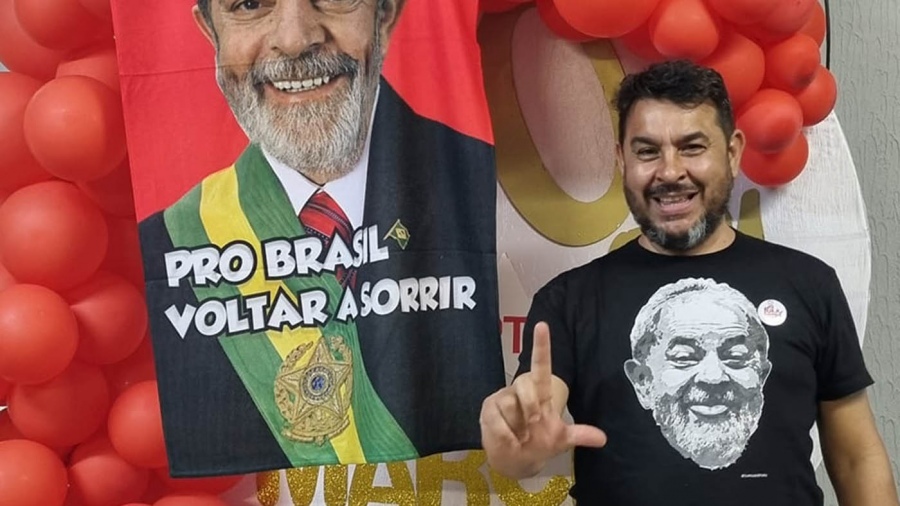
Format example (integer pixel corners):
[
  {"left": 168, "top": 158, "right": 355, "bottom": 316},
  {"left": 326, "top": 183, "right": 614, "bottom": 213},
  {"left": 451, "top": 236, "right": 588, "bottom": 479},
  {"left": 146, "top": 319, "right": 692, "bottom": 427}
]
[{"left": 530, "top": 322, "right": 553, "bottom": 401}]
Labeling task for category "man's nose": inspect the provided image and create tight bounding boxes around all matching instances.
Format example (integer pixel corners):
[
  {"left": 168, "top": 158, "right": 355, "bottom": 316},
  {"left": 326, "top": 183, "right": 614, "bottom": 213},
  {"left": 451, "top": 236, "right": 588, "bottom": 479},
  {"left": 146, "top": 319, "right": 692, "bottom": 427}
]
[
  {"left": 693, "top": 353, "right": 728, "bottom": 384},
  {"left": 656, "top": 149, "right": 688, "bottom": 183},
  {"left": 270, "top": 1, "right": 326, "bottom": 57}
]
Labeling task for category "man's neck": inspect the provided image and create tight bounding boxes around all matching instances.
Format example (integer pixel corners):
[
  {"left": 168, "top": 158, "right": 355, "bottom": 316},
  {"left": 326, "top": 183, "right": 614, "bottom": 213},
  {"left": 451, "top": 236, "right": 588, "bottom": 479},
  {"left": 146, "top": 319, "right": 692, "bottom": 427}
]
[{"left": 638, "top": 221, "right": 736, "bottom": 257}]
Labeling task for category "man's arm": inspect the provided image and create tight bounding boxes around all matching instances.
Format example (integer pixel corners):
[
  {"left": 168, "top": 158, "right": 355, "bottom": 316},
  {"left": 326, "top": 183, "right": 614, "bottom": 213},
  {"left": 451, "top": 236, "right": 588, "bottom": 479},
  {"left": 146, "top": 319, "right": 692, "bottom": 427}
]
[{"left": 820, "top": 390, "right": 899, "bottom": 506}]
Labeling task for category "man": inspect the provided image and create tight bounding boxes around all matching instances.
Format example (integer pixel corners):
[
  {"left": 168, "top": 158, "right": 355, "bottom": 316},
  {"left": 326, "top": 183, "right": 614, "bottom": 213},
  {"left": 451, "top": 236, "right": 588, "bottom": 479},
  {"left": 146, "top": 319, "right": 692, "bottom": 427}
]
[
  {"left": 624, "top": 278, "right": 772, "bottom": 471},
  {"left": 480, "top": 60, "right": 898, "bottom": 504},
  {"left": 138, "top": 0, "right": 503, "bottom": 475}
]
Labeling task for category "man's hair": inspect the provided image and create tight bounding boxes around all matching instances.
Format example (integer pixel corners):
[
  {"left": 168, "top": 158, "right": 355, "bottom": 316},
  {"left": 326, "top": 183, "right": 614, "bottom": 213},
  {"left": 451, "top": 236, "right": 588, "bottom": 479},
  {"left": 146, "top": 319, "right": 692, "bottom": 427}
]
[
  {"left": 629, "top": 278, "right": 768, "bottom": 363},
  {"left": 614, "top": 60, "right": 735, "bottom": 145},
  {"left": 196, "top": 0, "right": 393, "bottom": 34}
]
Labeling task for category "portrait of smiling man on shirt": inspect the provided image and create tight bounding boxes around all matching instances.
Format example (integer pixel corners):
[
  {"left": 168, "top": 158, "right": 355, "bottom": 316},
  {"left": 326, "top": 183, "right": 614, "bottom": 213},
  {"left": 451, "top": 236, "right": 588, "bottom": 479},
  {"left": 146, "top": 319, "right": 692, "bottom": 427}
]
[
  {"left": 136, "top": 0, "right": 503, "bottom": 476},
  {"left": 625, "top": 278, "right": 772, "bottom": 470}
]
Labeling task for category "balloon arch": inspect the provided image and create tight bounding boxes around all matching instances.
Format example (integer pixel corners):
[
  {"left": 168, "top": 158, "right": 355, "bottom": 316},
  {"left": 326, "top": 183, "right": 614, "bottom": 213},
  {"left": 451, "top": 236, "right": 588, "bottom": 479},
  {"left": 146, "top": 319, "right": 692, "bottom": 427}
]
[{"left": 0, "top": 0, "right": 839, "bottom": 505}]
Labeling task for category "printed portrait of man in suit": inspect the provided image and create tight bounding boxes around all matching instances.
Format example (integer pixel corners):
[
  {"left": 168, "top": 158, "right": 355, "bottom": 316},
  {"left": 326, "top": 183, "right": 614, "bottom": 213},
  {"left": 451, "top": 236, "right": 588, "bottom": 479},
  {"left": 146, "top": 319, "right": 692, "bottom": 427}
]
[{"left": 137, "top": 0, "right": 504, "bottom": 476}]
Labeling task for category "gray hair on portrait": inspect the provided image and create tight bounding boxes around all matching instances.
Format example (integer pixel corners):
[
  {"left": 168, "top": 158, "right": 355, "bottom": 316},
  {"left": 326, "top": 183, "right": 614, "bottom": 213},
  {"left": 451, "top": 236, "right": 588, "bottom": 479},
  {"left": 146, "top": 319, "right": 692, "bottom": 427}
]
[{"left": 629, "top": 278, "right": 768, "bottom": 362}]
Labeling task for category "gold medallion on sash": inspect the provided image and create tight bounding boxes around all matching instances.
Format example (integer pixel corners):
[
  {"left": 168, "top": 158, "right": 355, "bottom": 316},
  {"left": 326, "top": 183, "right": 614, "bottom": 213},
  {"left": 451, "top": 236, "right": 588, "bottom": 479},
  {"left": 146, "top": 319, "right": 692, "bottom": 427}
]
[{"left": 274, "top": 336, "right": 354, "bottom": 444}]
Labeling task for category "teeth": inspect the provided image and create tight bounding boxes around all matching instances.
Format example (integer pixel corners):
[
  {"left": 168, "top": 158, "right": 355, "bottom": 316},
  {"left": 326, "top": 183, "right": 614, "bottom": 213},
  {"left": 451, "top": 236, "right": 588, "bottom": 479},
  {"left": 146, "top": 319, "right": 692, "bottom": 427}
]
[
  {"left": 690, "top": 405, "right": 727, "bottom": 416},
  {"left": 271, "top": 75, "right": 336, "bottom": 93}
]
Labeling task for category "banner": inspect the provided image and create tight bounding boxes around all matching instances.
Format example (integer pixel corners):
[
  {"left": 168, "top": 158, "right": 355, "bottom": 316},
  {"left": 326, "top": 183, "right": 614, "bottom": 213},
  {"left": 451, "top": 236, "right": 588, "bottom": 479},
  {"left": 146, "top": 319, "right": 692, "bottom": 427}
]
[{"left": 112, "top": 0, "right": 505, "bottom": 476}]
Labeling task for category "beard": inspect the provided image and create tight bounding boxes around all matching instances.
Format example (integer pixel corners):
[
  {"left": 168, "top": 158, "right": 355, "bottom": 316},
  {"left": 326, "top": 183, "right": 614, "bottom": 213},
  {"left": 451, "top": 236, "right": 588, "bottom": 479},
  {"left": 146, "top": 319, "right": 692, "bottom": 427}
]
[
  {"left": 652, "top": 380, "right": 764, "bottom": 470},
  {"left": 216, "top": 30, "right": 383, "bottom": 181},
  {"left": 625, "top": 167, "right": 733, "bottom": 252}
]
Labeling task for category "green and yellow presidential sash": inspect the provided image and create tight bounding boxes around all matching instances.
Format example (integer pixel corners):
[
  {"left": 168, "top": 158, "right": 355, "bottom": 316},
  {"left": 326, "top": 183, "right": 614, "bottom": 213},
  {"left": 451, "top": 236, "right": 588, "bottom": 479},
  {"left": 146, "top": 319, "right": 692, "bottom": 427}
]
[{"left": 162, "top": 146, "right": 416, "bottom": 466}]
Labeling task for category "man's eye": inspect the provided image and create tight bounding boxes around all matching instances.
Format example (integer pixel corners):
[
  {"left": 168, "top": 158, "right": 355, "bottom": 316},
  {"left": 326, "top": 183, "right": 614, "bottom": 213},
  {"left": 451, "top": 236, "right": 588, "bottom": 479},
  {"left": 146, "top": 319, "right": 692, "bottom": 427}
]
[
  {"left": 314, "top": 0, "right": 363, "bottom": 11},
  {"left": 722, "top": 344, "right": 751, "bottom": 364},
  {"left": 666, "top": 345, "right": 701, "bottom": 366},
  {"left": 635, "top": 148, "right": 658, "bottom": 159},
  {"left": 232, "top": 0, "right": 261, "bottom": 11},
  {"left": 681, "top": 144, "right": 706, "bottom": 155}
]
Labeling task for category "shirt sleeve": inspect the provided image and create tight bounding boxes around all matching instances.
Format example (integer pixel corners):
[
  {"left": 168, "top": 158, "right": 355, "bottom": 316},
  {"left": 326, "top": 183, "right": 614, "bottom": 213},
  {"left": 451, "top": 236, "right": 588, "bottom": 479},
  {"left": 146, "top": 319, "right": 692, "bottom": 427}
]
[
  {"left": 815, "top": 267, "right": 874, "bottom": 401},
  {"left": 515, "top": 275, "right": 577, "bottom": 390}
]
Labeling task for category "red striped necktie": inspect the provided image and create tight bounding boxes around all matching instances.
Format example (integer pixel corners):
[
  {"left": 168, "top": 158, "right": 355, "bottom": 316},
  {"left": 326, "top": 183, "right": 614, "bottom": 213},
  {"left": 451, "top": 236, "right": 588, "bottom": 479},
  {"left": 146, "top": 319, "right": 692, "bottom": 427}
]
[{"left": 299, "top": 190, "right": 356, "bottom": 288}]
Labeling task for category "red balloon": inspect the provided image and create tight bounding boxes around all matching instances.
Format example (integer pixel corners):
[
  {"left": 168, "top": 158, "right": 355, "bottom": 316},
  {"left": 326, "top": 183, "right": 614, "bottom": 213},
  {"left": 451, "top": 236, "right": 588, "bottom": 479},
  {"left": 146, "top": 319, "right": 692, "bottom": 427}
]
[
  {"left": 104, "top": 336, "right": 156, "bottom": 398},
  {"left": 0, "top": 0, "right": 65, "bottom": 81},
  {"left": 154, "top": 494, "right": 229, "bottom": 506},
  {"left": 8, "top": 361, "right": 110, "bottom": 447},
  {"left": 758, "top": 0, "right": 817, "bottom": 37},
  {"left": 0, "top": 73, "right": 53, "bottom": 193},
  {"left": 480, "top": 0, "right": 526, "bottom": 13},
  {"left": 0, "top": 262, "right": 15, "bottom": 294},
  {"left": 56, "top": 45, "right": 121, "bottom": 93},
  {"left": 13, "top": 0, "right": 110, "bottom": 51},
  {"left": 700, "top": 30, "right": 764, "bottom": 109},
  {"left": 153, "top": 468, "right": 242, "bottom": 496},
  {"left": 0, "top": 284, "right": 79, "bottom": 384},
  {"left": 799, "top": 1, "right": 826, "bottom": 47},
  {"left": 0, "top": 411, "right": 72, "bottom": 458},
  {"left": 108, "top": 381, "right": 168, "bottom": 469},
  {"left": 66, "top": 272, "right": 148, "bottom": 365},
  {"left": 535, "top": 0, "right": 592, "bottom": 41},
  {"left": 0, "top": 181, "right": 109, "bottom": 290},
  {"left": 737, "top": 89, "right": 803, "bottom": 154},
  {"left": 101, "top": 216, "right": 145, "bottom": 289},
  {"left": 24, "top": 76, "right": 126, "bottom": 182},
  {"left": 764, "top": 34, "right": 820, "bottom": 93},
  {"left": 68, "top": 434, "right": 150, "bottom": 506},
  {"left": 0, "top": 439, "right": 68, "bottom": 506},
  {"left": 794, "top": 65, "right": 838, "bottom": 126},
  {"left": 0, "top": 378, "right": 9, "bottom": 403},
  {"left": 78, "top": 0, "right": 111, "bottom": 20},
  {"left": 733, "top": 22, "right": 791, "bottom": 48},
  {"left": 553, "top": 0, "right": 661, "bottom": 38},
  {"left": 617, "top": 22, "right": 665, "bottom": 63},
  {"left": 123, "top": 504, "right": 153, "bottom": 506},
  {"left": 741, "top": 133, "right": 809, "bottom": 187},
  {"left": 76, "top": 159, "right": 137, "bottom": 218},
  {"left": 649, "top": 0, "right": 719, "bottom": 61},
  {"left": 704, "top": 0, "right": 777, "bottom": 25}
]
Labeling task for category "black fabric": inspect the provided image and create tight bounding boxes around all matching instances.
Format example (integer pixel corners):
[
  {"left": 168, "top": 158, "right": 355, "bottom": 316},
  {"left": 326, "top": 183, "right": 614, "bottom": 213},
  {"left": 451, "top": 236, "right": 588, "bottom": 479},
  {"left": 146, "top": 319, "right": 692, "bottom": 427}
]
[{"left": 517, "top": 231, "right": 872, "bottom": 505}]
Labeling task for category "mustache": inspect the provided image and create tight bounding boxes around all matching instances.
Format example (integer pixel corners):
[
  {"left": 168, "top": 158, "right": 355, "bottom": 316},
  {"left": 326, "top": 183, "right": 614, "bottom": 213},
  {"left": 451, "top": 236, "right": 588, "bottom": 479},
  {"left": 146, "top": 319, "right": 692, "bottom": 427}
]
[
  {"left": 248, "top": 50, "right": 359, "bottom": 85},
  {"left": 680, "top": 383, "right": 741, "bottom": 408},
  {"left": 645, "top": 182, "right": 701, "bottom": 199}
]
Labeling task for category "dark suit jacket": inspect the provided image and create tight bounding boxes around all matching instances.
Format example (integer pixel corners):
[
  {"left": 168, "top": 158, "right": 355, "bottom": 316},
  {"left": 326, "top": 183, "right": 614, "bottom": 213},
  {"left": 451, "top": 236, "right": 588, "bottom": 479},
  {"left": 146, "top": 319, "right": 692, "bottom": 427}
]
[{"left": 140, "top": 79, "right": 504, "bottom": 476}]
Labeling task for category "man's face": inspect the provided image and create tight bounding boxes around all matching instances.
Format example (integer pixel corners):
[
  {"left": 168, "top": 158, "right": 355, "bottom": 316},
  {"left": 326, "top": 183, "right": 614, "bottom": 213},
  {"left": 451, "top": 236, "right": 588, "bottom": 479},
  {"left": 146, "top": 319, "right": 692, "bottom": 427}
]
[
  {"left": 194, "top": 0, "right": 398, "bottom": 181},
  {"left": 626, "top": 293, "right": 771, "bottom": 469},
  {"left": 617, "top": 99, "right": 744, "bottom": 252}
]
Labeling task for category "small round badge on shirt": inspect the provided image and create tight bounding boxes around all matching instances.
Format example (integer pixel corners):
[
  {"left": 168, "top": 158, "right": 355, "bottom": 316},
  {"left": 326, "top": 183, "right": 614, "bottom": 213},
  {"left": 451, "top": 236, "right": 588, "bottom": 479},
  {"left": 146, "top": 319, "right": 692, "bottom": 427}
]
[{"left": 757, "top": 299, "right": 787, "bottom": 326}]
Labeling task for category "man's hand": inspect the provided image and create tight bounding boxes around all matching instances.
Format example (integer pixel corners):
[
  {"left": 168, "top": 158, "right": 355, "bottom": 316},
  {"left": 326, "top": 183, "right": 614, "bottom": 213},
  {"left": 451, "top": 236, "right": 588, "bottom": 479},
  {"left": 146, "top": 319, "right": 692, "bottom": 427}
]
[{"left": 480, "top": 322, "right": 607, "bottom": 479}]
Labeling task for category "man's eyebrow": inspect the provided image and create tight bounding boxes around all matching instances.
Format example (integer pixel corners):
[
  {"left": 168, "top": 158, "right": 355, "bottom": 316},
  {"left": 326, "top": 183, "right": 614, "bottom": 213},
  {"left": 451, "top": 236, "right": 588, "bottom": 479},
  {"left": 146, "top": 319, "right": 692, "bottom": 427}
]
[
  {"left": 629, "top": 136, "right": 658, "bottom": 148},
  {"left": 666, "top": 337, "right": 702, "bottom": 350},
  {"left": 718, "top": 335, "right": 750, "bottom": 350},
  {"left": 675, "top": 132, "right": 711, "bottom": 145}
]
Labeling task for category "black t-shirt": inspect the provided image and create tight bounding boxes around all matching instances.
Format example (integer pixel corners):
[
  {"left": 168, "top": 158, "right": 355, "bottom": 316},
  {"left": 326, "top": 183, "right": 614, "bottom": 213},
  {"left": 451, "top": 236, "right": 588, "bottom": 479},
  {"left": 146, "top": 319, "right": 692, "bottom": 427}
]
[{"left": 517, "top": 231, "right": 873, "bottom": 505}]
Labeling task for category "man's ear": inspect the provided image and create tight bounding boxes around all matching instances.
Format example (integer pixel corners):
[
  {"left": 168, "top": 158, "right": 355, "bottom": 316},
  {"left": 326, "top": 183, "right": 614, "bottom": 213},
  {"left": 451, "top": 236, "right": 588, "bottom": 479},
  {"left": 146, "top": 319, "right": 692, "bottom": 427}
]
[
  {"left": 192, "top": 5, "right": 216, "bottom": 47},
  {"left": 377, "top": 0, "right": 406, "bottom": 52},
  {"left": 624, "top": 359, "right": 653, "bottom": 410},
  {"left": 727, "top": 128, "right": 746, "bottom": 179},
  {"left": 615, "top": 143, "right": 625, "bottom": 175}
]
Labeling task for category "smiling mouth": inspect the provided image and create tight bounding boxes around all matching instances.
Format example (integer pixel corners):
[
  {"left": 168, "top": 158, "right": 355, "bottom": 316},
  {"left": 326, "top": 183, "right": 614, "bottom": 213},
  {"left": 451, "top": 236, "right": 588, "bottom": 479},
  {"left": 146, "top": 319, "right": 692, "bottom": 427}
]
[
  {"left": 652, "top": 192, "right": 698, "bottom": 215},
  {"left": 269, "top": 74, "right": 338, "bottom": 93},
  {"left": 689, "top": 404, "right": 729, "bottom": 417}
]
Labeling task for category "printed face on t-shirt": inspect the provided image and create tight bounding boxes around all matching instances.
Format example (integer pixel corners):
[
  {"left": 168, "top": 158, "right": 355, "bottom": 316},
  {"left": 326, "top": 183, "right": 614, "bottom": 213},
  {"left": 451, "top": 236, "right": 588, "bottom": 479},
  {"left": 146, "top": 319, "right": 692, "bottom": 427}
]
[{"left": 625, "top": 278, "right": 772, "bottom": 470}]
